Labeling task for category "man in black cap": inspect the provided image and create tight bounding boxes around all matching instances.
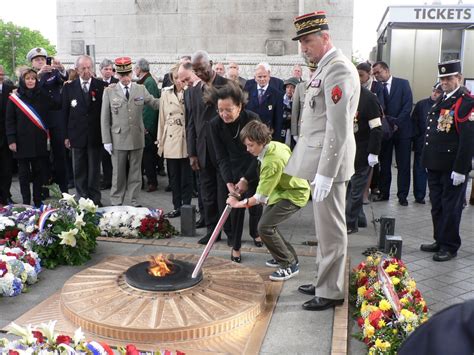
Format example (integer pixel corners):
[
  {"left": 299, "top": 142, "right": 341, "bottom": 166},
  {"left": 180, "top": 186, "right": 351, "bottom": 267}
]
[
  {"left": 284, "top": 11, "right": 360, "bottom": 310},
  {"left": 420, "top": 60, "right": 474, "bottom": 261},
  {"left": 411, "top": 83, "right": 443, "bottom": 204}
]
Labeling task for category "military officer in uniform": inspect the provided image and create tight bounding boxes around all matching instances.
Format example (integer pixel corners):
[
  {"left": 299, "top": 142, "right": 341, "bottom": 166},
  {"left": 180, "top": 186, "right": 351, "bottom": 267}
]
[
  {"left": 101, "top": 57, "right": 160, "bottom": 207},
  {"left": 420, "top": 60, "right": 474, "bottom": 262},
  {"left": 284, "top": 11, "right": 360, "bottom": 310}
]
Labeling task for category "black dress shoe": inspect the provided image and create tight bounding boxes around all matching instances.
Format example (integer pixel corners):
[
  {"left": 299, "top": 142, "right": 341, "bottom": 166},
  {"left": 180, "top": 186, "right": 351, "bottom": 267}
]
[
  {"left": 298, "top": 284, "right": 315, "bottom": 295},
  {"left": 198, "top": 234, "right": 221, "bottom": 245},
  {"left": 165, "top": 209, "right": 181, "bottom": 218},
  {"left": 165, "top": 185, "right": 172, "bottom": 192},
  {"left": 231, "top": 250, "right": 241, "bottom": 263},
  {"left": 433, "top": 250, "right": 457, "bottom": 262},
  {"left": 373, "top": 195, "right": 389, "bottom": 202},
  {"left": 302, "top": 297, "right": 344, "bottom": 311},
  {"left": 399, "top": 199, "right": 408, "bottom": 206},
  {"left": 415, "top": 199, "right": 426, "bottom": 204},
  {"left": 347, "top": 227, "right": 358, "bottom": 235},
  {"left": 358, "top": 220, "right": 367, "bottom": 228},
  {"left": 196, "top": 218, "right": 206, "bottom": 229},
  {"left": 420, "top": 242, "right": 440, "bottom": 252},
  {"left": 253, "top": 238, "right": 263, "bottom": 247},
  {"left": 100, "top": 183, "right": 112, "bottom": 190}
]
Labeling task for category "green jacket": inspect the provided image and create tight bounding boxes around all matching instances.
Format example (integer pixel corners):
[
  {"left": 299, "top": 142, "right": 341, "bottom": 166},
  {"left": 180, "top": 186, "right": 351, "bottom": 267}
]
[
  {"left": 256, "top": 141, "right": 310, "bottom": 207},
  {"left": 138, "top": 73, "right": 161, "bottom": 146}
]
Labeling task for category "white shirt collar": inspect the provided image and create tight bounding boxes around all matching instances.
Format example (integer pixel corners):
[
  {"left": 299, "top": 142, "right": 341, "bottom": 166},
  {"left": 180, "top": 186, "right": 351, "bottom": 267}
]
[
  {"left": 258, "top": 84, "right": 269, "bottom": 92},
  {"left": 318, "top": 47, "right": 337, "bottom": 66},
  {"left": 80, "top": 78, "right": 91, "bottom": 86},
  {"left": 445, "top": 86, "right": 461, "bottom": 99},
  {"left": 257, "top": 144, "right": 269, "bottom": 163}
]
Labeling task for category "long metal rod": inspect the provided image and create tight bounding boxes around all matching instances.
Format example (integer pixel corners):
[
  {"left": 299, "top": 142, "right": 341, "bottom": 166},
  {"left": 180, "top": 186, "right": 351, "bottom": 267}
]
[{"left": 191, "top": 204, "right": 233, "bottom": 278}]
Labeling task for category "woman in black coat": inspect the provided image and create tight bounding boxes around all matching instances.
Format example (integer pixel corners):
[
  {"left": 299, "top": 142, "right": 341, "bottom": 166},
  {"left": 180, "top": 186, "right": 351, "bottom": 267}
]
[
  {"left": 207, "top": 81, "right": 263, "bottom": 263},
  {"left": 5, "top": 69, "right": 54, "bottom": 207}
]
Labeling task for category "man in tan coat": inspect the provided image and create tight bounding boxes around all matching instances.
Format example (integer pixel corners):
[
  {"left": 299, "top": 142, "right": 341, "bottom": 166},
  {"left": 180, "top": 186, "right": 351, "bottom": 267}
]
[
  {"left": 101, "top": 57, "right": 160, "bottom": 206},
  {"left": 284, "top": 11, "right": 360, "bottom": 311}
]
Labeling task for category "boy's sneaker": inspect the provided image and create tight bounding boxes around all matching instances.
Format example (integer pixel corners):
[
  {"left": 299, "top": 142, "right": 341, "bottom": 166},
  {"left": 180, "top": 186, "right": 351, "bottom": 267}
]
[
  {"left": 266, "top": 258, "right": 299, "bottom": 268},
  {"left": 265, "top": 258, "right": 279, "bottom": 268},
  {"left": 269, "top": 263, "right": 299, "bottom": 281}
]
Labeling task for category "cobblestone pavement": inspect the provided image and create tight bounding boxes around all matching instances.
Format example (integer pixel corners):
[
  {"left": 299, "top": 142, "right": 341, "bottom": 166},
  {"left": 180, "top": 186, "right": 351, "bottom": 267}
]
[{"left": 3, "top": 169, "right": 474, "bottom": 354}]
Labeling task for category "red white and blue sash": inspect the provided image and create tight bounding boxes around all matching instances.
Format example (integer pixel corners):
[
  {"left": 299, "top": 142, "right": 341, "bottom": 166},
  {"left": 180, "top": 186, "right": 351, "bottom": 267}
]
[{"left": 8, "top": 92, "right": 50, "bottom": 142}]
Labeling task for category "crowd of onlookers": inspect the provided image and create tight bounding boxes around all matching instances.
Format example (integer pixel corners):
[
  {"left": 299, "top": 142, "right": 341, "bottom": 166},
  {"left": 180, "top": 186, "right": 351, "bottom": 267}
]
[{"left": 0, "top": 46, "right": 473, "bottom": 273}]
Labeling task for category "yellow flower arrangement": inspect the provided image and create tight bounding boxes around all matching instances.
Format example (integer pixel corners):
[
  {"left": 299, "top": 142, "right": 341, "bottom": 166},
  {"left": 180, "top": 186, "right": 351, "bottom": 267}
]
[{"left": 379, "top": 299, "right": 391, "bottom": 311}]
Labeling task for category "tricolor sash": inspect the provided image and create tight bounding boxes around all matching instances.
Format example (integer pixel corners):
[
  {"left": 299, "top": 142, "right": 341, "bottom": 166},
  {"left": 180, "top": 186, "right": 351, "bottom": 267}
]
[{"left": 8, "top": 92, "right": 50, "bottom": 146}]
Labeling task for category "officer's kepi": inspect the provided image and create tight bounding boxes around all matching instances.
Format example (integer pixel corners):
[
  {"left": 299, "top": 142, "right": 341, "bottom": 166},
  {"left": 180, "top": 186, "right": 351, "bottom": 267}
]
[{"left": 438, "top": 60, "right": 462, "bottom": 78}]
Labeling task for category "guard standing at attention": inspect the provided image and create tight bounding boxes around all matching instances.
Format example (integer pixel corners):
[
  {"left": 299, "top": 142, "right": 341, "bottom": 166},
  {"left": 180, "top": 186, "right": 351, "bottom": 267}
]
[{"left": 420, "top": 60, "right": 474, "bottom": 262}]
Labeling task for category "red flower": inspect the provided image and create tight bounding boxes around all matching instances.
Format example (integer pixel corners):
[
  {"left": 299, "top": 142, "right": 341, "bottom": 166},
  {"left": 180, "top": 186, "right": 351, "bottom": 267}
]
[
  {"left": 357, "top": 317, "right": 364, "bottom": 327},
  {"left": 56, "top": 335, "right": 72, "bottom": 345},
  {"left": 368, "top": 309, "right": 383, "bottom": 328},
  {"left": 125, "top": 344, "right": 140, "bottom": 355},
  {"left": 32, "top": 330, "right": 44, "bottom": 343},
  {"left": 8, "top": 350, "right": 20, "bottom": 355}
]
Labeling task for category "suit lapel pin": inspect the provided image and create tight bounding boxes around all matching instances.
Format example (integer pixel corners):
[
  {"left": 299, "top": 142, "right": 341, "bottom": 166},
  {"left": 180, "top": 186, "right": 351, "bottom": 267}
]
[
  {"left": 71, "top": 99, "right": 77, "bottom": 107},
  {"left": 268, "top": 105, "right": 273, "bottom": 111}
]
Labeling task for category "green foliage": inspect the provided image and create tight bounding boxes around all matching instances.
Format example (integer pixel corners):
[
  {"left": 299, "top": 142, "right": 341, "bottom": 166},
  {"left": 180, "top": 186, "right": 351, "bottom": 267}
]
[{"left": 0, "top": 20, "right": 56, "bottom": 79}]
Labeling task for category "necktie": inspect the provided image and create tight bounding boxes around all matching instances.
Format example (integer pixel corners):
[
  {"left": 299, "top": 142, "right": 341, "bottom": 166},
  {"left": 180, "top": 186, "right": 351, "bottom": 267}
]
[
  {"left": 82, "top": 81, "right": 88, "bottom": 94},
  {"left": 125, "top": 86, "right": 130, "bottom": 100},
  {"left": 382, "top": 82, "right": 389, "bottom": 102},
  {"left": 258, "top": 88, "right": 264, "bottom": 104}
]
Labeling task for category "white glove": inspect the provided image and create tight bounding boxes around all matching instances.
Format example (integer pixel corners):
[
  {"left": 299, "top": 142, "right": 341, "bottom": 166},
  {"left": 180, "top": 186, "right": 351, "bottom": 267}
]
[
  {"left": 310, "top": 173, "right": 333, "bottom": 202},
  {"left": 103, "top": 143, "right": 113, "bottom": 156},
  {"left": 368, "top": 154, "right": 379, "bottom": 167},
  {"left": 293, "top": 135, "right": 299, "bottom": 142},
  {"left": 451, "top": 171, "right": 466, "bottom": 186}
]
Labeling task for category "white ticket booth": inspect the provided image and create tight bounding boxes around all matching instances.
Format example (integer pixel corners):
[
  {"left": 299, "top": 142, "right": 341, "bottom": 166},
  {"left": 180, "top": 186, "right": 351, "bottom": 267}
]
[{"left": 376, "top": 5, "right": 474, "bottom": 102}]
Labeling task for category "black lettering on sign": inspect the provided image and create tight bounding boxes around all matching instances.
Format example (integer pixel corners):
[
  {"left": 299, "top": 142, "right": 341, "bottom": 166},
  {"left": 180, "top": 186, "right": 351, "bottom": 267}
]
[
  {"left": 414, "top": 8, "right": 422, "bottom": 19},
  {"left": 413, "top": 7, "right": 472, "bottom": 20},
  {"left": 465, "top": 9, "right": 472, "bottom": 20},
  {"left": 427, "top": 8, "right": 436, "bottom": 19}
]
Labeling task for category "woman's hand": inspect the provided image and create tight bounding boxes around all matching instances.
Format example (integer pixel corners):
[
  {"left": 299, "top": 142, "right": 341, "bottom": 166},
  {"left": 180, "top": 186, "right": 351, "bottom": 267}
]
[
  {"left": 226, "top": 196, "right": 240, "bottom": 208},
  {"left": 8, "top": 143, "right": 17, "bottom": 152}
]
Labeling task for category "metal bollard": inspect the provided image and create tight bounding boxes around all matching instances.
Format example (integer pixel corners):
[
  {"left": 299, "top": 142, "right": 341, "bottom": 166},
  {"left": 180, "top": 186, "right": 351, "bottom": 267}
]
[
  {"left": 384, "top": 235, "right": 403, "bottom": 259},
  {"left": 378, "top": 217, "right": 396, "bottom": 249},
  {"left": 180, "top": 205, "right": 196, "bottom": 237}
]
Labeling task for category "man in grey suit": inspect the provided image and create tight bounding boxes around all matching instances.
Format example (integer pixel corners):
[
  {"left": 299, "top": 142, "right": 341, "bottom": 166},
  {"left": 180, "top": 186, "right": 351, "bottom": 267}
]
[
  {"left": 101, "top": 57, "right": 160, "bottom": 206},
  {"left": 285, "top": 11, "right": 360, "bottom": 311}
]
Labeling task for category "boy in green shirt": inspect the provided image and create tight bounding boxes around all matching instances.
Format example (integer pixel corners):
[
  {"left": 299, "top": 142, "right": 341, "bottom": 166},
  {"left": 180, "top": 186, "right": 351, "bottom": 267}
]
[{"left": 227, "top": 120, "right": 310, "bottom": 281}]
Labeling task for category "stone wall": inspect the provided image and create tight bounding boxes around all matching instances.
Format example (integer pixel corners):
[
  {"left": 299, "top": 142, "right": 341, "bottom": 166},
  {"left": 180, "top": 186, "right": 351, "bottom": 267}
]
[{"left": 56, "top": 0, "right": 354, "bottom": 70}]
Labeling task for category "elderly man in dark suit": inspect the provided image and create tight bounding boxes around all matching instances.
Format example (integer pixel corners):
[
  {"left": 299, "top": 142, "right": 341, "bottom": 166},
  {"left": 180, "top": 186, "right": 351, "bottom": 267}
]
[
  {"left": 372, "top": 61, "right": 413, "bottom": 206},
  {"left": 244, "top": 62, "right": 285, "bottom": 94},
  {"left": 63, "top": 55, "right": 107, "bottom": 206},
  {"left": 186, "top": 50, "right": 231, "bottom": 245},
  {"left": 0, "top": 65, "right": 14, "bottom": 206},
  {"left": 245, "top": 64, "right": 284, "bottom": 141}
]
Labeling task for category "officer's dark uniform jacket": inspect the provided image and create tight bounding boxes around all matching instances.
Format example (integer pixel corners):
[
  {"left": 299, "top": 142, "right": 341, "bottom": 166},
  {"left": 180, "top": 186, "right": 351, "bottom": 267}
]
[
  {"left": 353, "top": 86, "right": 383, "bottom": 170},
  {"left": 422, "top": 86, "right": 474, "bottom": 174}
]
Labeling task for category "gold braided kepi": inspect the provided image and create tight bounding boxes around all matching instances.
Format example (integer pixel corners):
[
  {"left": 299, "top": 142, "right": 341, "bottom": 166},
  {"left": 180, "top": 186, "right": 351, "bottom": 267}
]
[
  {"left": 114, "top": 56, "right": 132, "bottom": 74},
  {"left": 292, "top": 11, "right": 329, "bottom": 41}
]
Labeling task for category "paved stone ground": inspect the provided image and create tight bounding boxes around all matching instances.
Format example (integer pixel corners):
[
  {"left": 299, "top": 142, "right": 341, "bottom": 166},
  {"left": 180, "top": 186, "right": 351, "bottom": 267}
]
[{"left": 1, "top": 168, "right": 473, "bottom": 354}]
